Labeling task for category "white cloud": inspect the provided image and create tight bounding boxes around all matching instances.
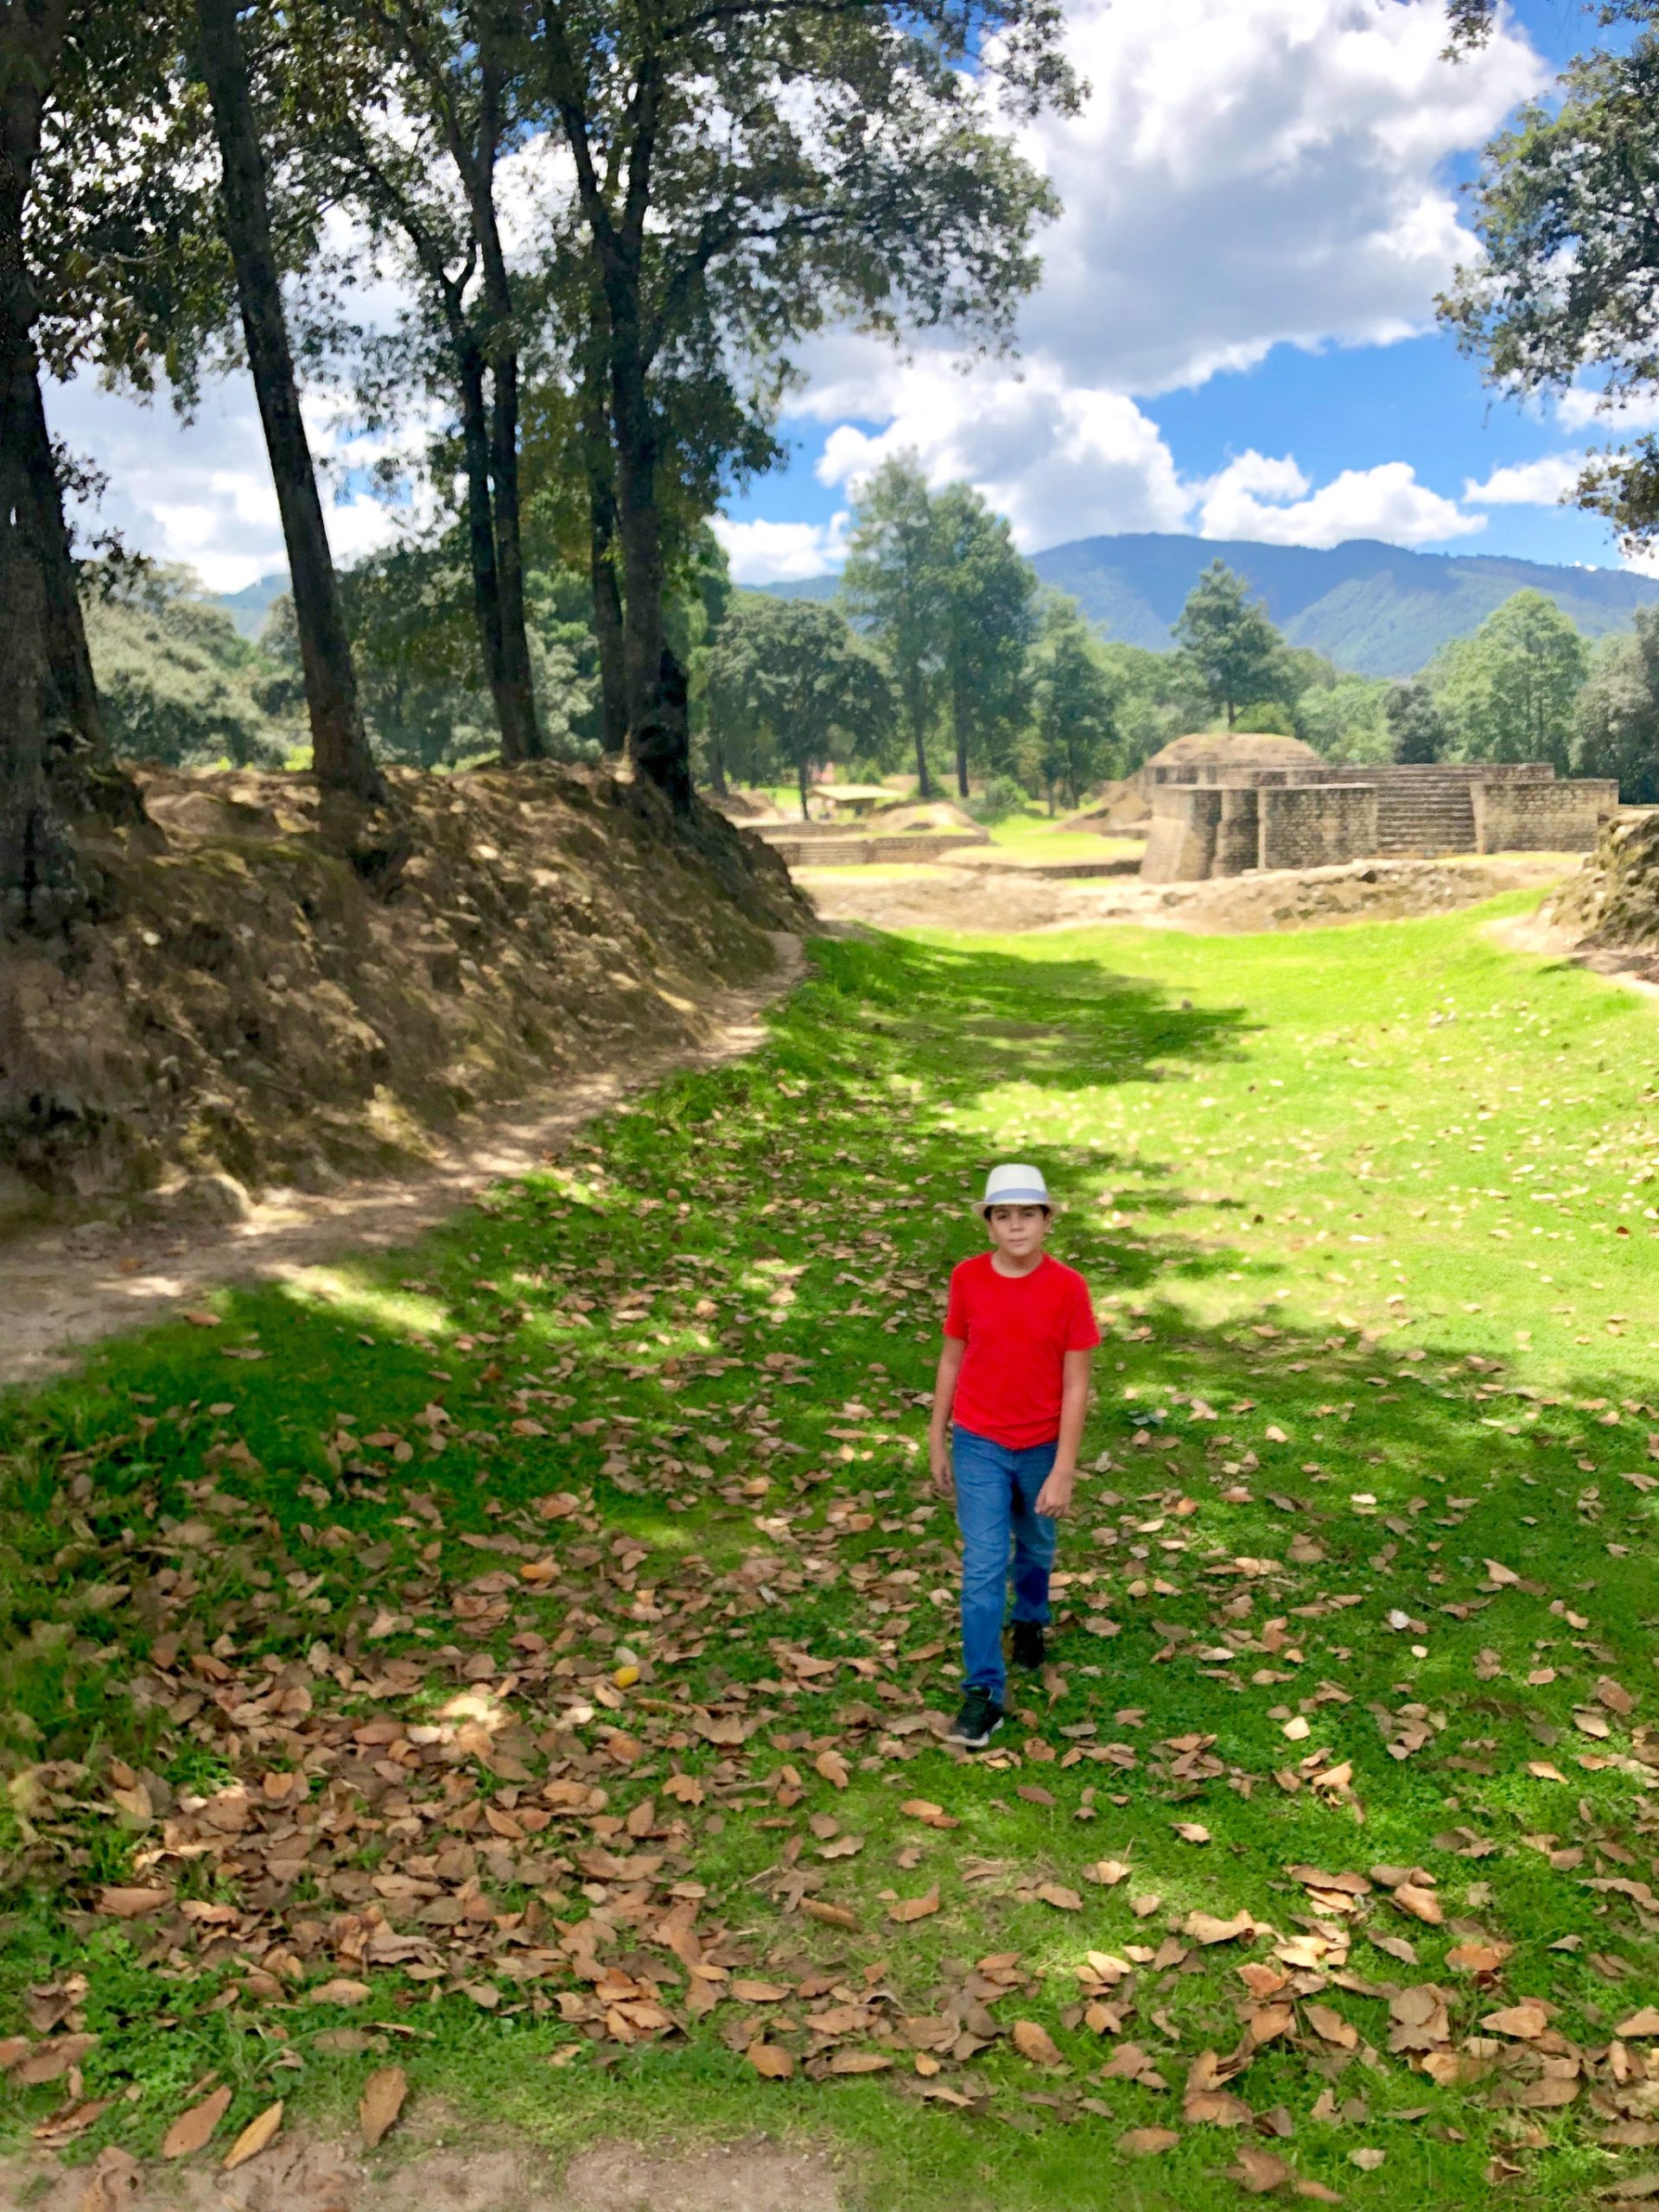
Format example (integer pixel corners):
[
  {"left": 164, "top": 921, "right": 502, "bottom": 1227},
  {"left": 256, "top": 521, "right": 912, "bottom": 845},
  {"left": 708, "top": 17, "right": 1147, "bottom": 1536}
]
[
  {"left": 810, "top": 357, "right": 1190, "bottom": 546},
  {"left": 1557, "top": 385, "right": 1659, "bottom": 433},
  {"left": 1005, "top": 0, "right": 1544, "bottom": 397},
  {"left": 45, "top": 368, "right": 424, "bottom": 594},
  {"left": 1196, "top": 451, "right": 1483, "bottom": 545},
  {"left": 1463, "top": 453, "right": 1586, "bottom": 506},
  {"left": 771, "top": 0, "right": 1544, "bottom": 558},
  {"left": 714, "top": 513, "right": 850, "bottom": 583}
]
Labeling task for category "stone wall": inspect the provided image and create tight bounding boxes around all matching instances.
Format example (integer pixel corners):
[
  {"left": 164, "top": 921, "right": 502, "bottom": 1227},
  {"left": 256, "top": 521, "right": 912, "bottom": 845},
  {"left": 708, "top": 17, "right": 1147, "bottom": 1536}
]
[
  {"left": 1215, "top": 788, "right": 1260, "bottom": 876},
  {"left": 1258, "top": 784, "right": 1378, "bottom": 873},
  {"left": 764, "top": 831, "right": 987, "bottom": 868},
  {"left": 1141, "top": 787, "right": 1224, "bottom": 884},
  {"left": 1471, "top": 779, "right": 1619, "bottom": 855}
]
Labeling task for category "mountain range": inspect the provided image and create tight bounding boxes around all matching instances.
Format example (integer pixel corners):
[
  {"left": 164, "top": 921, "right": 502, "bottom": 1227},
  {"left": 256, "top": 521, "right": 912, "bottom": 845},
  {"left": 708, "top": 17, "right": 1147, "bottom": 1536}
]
[
  {"left": 214, "top": 532, "right": 1659, "bottom": 678},
  {"left": 766, "top": 532, "right": 1659, "bottom": 678}
]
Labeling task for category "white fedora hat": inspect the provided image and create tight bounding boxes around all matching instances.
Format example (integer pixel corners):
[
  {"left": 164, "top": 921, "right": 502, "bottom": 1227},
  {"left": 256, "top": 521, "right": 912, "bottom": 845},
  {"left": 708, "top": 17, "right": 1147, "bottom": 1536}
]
[{"left": 980, "top": 1162, "right": 1051, "bottom": 1213}]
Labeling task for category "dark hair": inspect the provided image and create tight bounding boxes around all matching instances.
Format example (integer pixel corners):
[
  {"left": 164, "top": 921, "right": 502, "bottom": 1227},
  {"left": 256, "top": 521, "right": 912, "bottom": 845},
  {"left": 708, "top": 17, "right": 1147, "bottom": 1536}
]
[{"left": 983, "top": 1202, "right": 1051, "bottom": 1219}]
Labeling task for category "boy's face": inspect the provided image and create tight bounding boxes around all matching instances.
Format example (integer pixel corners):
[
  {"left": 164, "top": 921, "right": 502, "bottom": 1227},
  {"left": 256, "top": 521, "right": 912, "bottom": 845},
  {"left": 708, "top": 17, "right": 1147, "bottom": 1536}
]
[{"left": 986, "top": 1203, "right": 1051, "bottom": 1264}]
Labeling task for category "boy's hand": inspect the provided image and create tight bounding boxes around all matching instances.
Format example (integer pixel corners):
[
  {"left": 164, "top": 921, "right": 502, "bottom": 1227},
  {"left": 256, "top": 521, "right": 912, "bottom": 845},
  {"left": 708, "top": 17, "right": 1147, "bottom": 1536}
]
[
  {"left": 930, "top": 1436, "right": 955, "bottom": 1499},
  {"left": 1035, "top": 1466, "right": 1076, "bottom": 1519}
]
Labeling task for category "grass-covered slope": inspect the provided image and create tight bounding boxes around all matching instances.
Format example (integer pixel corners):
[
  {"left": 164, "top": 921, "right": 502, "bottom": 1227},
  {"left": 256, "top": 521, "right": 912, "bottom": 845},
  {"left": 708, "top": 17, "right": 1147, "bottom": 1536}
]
[{"left": 3, "top": 906, "right": 1659, "bottom": 2209}]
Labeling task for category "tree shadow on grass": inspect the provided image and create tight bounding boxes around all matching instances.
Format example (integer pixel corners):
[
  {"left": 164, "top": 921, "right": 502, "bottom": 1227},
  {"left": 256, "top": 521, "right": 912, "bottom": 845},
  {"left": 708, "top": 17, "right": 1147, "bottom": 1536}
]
[{"left": 3, "top": 930, "right": 1659, "bottom": 2204}]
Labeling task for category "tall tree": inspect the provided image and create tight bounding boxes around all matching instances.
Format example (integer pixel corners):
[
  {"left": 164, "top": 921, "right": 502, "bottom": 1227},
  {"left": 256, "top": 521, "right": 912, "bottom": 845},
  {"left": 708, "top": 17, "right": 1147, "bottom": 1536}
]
[
  {"left": 0, "top": 0, "right": 138, "bottom": 925},
  {"left": 933, "top": 484, "right": 1037, "bottom": 799},
  {"left": 704, "top": 593, "right": 889, "bottom": 817},
  {"left": 841, "top": 457, "right": 946, "bottom": 799},
  {"left": 1576, "top": 607, "right": 1659, "bottom": 803},
  {"left": 1028, "top": 593, "right": 1117, "bottom": 811},
  {"left": 1440, "top": 3, "right": 1659, "bottom": 548},
  {"left": 194, "top": 0, "right": 383, "bottom": 803},
  {"left": 531, "top": 0, "right": 1072, "bottom": 809},
  {"left": 1173, "top": 561, "right": 1289, "bottom": 731},
  {"left": 1385, "top": 678, "right": 1446, "bottom": 765},
  {"left": 1428, "top": 590, "right": 1587, "bottom": 771},
  {"left": 289, "top": 0, "right": 544, "bottom": 763}
]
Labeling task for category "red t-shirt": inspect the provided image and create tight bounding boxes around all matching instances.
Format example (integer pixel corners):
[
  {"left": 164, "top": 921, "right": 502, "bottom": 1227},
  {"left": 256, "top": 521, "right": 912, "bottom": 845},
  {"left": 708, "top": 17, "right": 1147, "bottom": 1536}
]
[{"left": 943, "top": 1252, "right": 1101, "bottom": 1449}]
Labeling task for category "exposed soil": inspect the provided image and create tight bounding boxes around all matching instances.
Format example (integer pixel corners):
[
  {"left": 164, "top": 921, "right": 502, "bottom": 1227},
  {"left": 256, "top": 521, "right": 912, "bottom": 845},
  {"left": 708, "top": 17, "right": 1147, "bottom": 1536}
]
[
  {"left": 0, "top": 936, "right": 802, "bottom": 1389},
  {"left": 0, "top": 2132, "right": 842, "bottom": 2212},
  {"left": 1, "top": 763, "right": 806, "bottom": 1234},
  {"left": 799, "top": 850, "right": 1575, "bottom": 937},
  {"left": 1540, "top": 804, "right": 1659, "bottom": 950}
]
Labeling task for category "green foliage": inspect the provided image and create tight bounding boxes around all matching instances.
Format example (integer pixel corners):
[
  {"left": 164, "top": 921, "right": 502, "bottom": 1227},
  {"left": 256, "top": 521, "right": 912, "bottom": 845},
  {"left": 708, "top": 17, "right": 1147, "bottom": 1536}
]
[
  {"left": 963, "top": 772, "right": 1031, "bottom": 822},
  {"left": 1574, "top": 604, "right": 1659, "bottom": 801},
  {"left": 1027, "top": 592, "right": 1119, "bottom": 808},
  {"left": 1426, "top": 588, "right": 1588, "bottom": 771},
  {"left": 1384, "top": 677, "right": 1448, "bottom": 765},
  {"left": 1172, "top": 559, "right": 1293, "bottom": 728},
  {"left": 1288, "top": 668, "right": 1393, "bottom": 762},
  {"left": 840, "top": 455, "right": 948, "bottom": 796},
  {"left": 931, "top": 483, "right": 1038, "bottom": 792},
  {"left": 1440, "top": 16, "right": 1659, "bottom": 548},
  {"left": 83, "top": 567, "right": 283, "bottom": 769},
  {"left": 702, "top": 594, "right": 891, "bottom": 812},
  {"left": 1095, "top": 639, "right": 1212, "bottom": 770}
]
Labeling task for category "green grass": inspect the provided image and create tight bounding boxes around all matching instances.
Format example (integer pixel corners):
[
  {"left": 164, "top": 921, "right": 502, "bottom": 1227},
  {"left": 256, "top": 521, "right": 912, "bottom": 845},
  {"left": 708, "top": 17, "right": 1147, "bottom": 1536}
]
[{"left": 4, "top": 899, "right": 1659, "bottom": 2209}]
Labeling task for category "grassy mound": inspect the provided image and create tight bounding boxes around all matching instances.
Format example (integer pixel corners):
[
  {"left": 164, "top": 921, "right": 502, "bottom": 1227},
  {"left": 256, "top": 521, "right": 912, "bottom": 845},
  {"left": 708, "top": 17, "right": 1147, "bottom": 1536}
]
[
  {"left": 3, "top": 905, "right": 1659, "bottom": 2209},
  {"left": 0, "top": 765, "right": 804, "bottom": 1227}
]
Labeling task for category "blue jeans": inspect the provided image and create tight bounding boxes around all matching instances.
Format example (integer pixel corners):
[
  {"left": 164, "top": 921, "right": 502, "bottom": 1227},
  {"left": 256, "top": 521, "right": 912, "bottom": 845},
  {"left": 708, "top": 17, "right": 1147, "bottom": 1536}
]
[{"left": 952, "top": 1424, "right": 1058, "bottom": 1704}]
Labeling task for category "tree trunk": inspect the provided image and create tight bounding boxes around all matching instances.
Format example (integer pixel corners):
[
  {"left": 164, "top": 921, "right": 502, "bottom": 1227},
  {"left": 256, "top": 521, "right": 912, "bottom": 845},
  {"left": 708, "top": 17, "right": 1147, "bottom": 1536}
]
[
  {"left": 954, "top": 691, "right": 969, "bottom": 800},
  {"left": 195, "top": 0, "right": 383, "bottom": 803},
  {"left": 909, "top": 680, "right": 931, "bottom": 800},
  {"left": 454, "top": 340, "right": 512, "bottom": 750},
  {"left": 486, "top": 347, "right": 542, "bottom": 761},
  {"left": 25, "top": 373, "right": 102, "bottom": 752},
  {"left": 706, "top": 733, "right": 728, "bottom": 797},
  {"left": 584, "top": 411, "right": 627, "bottom": 759},
  {"left": 798, "top": 759, "right": 810, "bottom": 820},
  {"left": 608, "top": 317, "right": 690, "bottom": 808},
  {"left": 0, "top": 0, "right": 117, "bottom": 928}
]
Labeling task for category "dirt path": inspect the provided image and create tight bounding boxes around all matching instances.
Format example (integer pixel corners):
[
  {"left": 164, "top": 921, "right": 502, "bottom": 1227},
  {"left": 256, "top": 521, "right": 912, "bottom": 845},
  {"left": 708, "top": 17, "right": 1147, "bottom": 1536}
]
[
  {"left": 1485, "top": 907, "right": 1659, "bottom": 1001},
  {"left": 798, "top": 850, "right": 1574, "bottom": 936},
  {"left": 0, "top": 2132, "right": 844, "bottom": 2212},
  {"left": 0, "top": 936, "right": 804, "bottom": 1392}
]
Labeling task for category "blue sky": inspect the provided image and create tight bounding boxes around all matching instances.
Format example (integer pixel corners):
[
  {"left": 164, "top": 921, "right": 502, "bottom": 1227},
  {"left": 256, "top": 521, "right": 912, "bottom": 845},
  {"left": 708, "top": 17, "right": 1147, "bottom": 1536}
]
[
  {"left": 48, "top": 0, "right": 1653, "bottom": 594},
  {"left": 713, "top": 0, "right": 1654, "bottom": 583}
]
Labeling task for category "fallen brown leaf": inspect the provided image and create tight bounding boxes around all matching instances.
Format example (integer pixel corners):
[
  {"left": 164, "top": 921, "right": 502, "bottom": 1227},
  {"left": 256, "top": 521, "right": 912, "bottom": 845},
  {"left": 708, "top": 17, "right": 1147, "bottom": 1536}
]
[
  {"left": 1232, "top": 2146, "right": 1294, "bottom": 2195},
  {"left": 357, "top": 2065, "right": 406, "bottom": 2148},
  {"left": 1012, "top": 2020, "right": 1065, "bottom": 2068},
  {"left": 1184, "top": 1908, "right": 1255, "bottom": 1945},
  {"left": 1481, "top": 2002, "right": 1548, "bottom": 2040},
  {"left": 1119, "top": 2126, "right": 1179, "bottom": 2157},
  {"left": 95, "top": 1887, "right": 171, "bottom": 1919},
  {"left": 887, "top": 1886, "right": 940, "bottom": 1924},
  {"left": 747, "top": 2041, "right": 795, "bottom": 2080},
  {"left": 222, "top": 2101, "right": 283, "bottom": 2172},
  {"left": 162, "top": 2085, "right": 232, "bottom": 2159}
]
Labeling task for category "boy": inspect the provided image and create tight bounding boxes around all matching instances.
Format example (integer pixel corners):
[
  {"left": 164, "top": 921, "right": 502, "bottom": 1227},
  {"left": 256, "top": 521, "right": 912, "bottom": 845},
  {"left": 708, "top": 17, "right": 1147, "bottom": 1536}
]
[{"left": 929, "top": 1163, "right": 1098, "bottom": 1749}]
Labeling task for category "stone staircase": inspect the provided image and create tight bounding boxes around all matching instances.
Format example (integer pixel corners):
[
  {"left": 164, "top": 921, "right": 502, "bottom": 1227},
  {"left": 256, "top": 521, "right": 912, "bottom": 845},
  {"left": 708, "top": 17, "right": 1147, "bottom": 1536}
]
[{"left": 1324, "top": 765, "right": 1550, "bottom": 858}]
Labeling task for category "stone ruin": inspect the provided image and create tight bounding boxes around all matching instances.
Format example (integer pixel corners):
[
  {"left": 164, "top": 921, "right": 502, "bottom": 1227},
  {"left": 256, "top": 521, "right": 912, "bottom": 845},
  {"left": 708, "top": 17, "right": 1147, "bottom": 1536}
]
[{"left": 1138, "top": 733, "right": 1621, "bottom": 884}]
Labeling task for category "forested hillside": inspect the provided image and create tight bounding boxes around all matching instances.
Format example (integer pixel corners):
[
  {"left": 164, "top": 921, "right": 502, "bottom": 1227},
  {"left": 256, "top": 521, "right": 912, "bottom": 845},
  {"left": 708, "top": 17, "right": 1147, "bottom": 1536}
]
[{"left": 766, "top": 535, "right": 1659, "bottom": 677}]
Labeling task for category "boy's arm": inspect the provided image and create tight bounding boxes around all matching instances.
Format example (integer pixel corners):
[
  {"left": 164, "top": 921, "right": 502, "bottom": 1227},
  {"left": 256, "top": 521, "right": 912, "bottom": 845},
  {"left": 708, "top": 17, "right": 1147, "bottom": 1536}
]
[
  {"left": 929, "top": 1338, "right": 967, "bottom": 1497},
  {"left": 1036, "top": 1346, "right": 1094, "bottom": 1519}
]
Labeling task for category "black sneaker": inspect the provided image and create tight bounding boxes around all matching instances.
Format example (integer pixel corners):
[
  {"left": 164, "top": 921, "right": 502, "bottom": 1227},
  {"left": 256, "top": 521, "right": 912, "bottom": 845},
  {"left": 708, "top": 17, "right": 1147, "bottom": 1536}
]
[
  {"left": 950, "top": 1688, "right": 1004, "bottom": 1749},
  {"left": 1011, "top": 1620, "right": 1046, "bottom": 1671}
]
